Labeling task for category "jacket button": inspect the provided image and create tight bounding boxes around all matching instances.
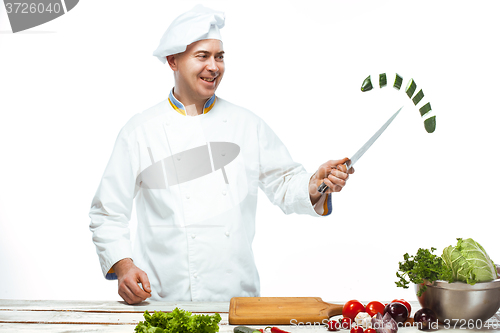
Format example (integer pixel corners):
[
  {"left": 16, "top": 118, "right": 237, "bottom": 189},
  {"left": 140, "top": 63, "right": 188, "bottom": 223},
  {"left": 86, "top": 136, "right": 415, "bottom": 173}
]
[
  {"left": 193, "top": 273, "right": 198, "bottom": 278},
  {"left": 222, "top": 190, "right": 227, "bottom": 195},
  {"left": 186, "top": 194, "right": 190, "bottom": 199},
  {"left": 225, "top": 231, "right": 230, "bottom": 237}
]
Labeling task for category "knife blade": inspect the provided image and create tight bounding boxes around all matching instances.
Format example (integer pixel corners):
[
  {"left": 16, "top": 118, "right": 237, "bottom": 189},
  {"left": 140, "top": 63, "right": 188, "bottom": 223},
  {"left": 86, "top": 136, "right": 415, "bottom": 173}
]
[{"left": 317, "top": 106, "right": 403, "bottom": 194}]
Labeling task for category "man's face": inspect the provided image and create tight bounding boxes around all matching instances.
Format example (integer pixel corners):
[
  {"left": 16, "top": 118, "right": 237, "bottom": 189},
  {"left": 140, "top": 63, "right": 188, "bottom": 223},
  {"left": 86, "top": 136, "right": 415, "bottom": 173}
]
[{"left": 169, "top": 39, "right": 225, "bottom": 102}]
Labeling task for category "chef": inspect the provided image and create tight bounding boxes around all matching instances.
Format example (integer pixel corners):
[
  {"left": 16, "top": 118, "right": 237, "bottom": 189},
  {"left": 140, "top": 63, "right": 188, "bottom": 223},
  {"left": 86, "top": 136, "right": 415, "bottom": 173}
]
[{"left": 89, "top": 4, "right": 354, "bottom": 305}]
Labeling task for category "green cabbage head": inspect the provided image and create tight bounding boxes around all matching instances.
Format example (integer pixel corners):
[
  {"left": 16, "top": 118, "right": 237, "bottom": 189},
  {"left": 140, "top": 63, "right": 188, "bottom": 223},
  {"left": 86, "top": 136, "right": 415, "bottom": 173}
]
[{"left": 442, "top": 238, "right": 498, "bottom": 285}]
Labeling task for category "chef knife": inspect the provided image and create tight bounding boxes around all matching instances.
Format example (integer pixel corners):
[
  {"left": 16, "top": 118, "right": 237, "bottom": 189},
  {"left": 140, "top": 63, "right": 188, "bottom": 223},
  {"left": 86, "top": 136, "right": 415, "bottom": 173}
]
[{"left": 317, "top": 106, "right": 404, "bottom": 194}]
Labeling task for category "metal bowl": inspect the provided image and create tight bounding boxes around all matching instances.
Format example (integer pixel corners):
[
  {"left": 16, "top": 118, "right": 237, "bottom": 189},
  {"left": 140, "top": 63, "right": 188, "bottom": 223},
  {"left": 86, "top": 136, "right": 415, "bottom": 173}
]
[{"left": 415, "top": 268, "right": 500, "bottom": 322}]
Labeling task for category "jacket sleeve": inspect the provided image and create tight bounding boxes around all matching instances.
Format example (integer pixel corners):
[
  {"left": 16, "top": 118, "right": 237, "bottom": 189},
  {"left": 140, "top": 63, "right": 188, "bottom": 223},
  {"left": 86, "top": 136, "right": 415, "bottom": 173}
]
[
  {"left": 89, "top": 126, "right": 138, "bottom": 280},
  {"left": 257, "top": 118, "right": 332, "bottom": 217}
]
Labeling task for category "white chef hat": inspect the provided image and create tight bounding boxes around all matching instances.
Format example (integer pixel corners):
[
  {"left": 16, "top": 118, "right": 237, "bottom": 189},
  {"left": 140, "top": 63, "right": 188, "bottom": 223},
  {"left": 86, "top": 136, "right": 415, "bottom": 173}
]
[{"left": 153, "top": 4, "right": 225, "bottom": 64}]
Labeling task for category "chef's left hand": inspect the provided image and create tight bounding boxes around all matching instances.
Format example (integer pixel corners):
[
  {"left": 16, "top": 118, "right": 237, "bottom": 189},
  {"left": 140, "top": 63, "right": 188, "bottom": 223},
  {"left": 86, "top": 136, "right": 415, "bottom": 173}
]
[{"left": 309, "top": 157, "right": 354, "bottom": 205}]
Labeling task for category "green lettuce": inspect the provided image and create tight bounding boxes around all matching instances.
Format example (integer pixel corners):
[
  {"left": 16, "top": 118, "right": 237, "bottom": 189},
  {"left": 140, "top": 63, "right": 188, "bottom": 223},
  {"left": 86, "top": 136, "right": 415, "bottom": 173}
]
[
  {"left": 134, "top": 308, "right": 221, "bottom": 333},
  {"left": 442, "top": 238, "right": 498, "bottom": 285}
]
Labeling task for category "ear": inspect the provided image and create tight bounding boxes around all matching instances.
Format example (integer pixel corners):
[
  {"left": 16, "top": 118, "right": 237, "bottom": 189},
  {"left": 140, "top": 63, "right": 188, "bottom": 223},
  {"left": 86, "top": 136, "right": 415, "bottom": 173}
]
[{"left": 166, "top": 55, "right": 177, "bottom": 71}]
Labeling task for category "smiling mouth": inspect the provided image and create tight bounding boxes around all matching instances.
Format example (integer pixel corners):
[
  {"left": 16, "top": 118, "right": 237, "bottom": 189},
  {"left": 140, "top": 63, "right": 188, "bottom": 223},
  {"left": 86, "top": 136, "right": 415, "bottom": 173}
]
[{"left": 200, "top": 77, "right": 216, "bottom": 82}]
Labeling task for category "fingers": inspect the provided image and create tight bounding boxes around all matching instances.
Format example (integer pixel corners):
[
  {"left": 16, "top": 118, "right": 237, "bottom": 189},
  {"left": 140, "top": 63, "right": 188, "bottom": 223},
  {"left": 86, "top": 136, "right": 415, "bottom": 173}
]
[
  {"left": 138, "top": 271, "right": 152, "bottom": 294},
  {"left": 321, "top": 177, "right": 343, "bottom": 193},
  {"left": 131, "top": 275, "right": 152, "bottom": 300},
  {"left": 323, "top": 165, "right": 350, "bottom": 193},
  {"left": 314, "top": 158, "right": 353, "bottom": 194},
  {"left": 118, "top": 281, "right": 139, "bottom": 304},
  {"left": 329, "top": 157, "right": 349, "bottom": 166},
  {"left": 339, "top": 157, "right": 350, "bottom": 165},
  {"left": 325, "top": 158, "right": 350, "bottom": 173},
  {"left": 118, "top": 282, "right": 142, "bottom": 305},
  {"left": 119, "top": 280, "right": 151, "bottom": 304},
  {"left": 328, "top": 173, "right": 346, "bottom": 189},
  {"left": 318, "top": 159, "right": 348, "bottom": 178},
  {"left": 336, "top": 163, "right": 348, "bottom": 174},
  {"left": 118, "top": 270, "right": 152, "bottom": 305}
]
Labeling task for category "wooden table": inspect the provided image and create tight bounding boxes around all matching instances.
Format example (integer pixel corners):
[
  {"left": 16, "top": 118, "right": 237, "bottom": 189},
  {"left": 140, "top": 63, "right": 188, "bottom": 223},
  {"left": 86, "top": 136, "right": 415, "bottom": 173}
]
[{"left": 1, "top": 300, "right": 500, "bottom": 332}]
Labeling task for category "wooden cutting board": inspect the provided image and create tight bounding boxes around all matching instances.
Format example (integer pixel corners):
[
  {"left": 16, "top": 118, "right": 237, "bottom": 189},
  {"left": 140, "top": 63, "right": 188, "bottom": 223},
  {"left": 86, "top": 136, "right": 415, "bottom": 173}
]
[{"left": 228, "top": 297, "right": 344, "bottom": 325}]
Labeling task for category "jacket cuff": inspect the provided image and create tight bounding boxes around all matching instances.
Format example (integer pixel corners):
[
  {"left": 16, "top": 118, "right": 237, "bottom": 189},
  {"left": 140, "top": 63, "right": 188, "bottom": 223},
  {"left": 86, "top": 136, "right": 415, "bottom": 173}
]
[
  {"left": 101, "top": 251, "right": 133, "bottom": 281},
  {"left": 313, "top": 192, "right": 332, "bottom": 216},
  {"left": 289, "top": 172, "right": 332, "bottom": 217},
  {"left": 106, "top": 267, "right": 118, "bottom": 280}
]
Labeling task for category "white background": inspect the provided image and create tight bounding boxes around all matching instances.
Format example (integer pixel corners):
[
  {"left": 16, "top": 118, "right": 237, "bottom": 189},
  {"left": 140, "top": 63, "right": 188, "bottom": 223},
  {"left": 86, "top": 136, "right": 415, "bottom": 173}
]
[{"left": 1, "top": 0, "right": 499, "bottom": 304}]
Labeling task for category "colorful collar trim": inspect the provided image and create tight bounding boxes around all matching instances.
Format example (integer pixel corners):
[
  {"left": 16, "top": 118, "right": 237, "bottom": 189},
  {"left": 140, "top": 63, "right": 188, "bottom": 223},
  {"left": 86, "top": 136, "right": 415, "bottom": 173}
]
[{"left": 168, "top": 89, "right": 216, "bottom": 116}]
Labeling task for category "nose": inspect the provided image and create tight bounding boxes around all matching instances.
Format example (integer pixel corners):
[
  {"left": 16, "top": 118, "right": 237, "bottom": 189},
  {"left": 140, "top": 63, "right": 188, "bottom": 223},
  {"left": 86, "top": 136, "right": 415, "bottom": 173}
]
[{"left": 206, "top": 56, "right": 219, "bottom": 73}]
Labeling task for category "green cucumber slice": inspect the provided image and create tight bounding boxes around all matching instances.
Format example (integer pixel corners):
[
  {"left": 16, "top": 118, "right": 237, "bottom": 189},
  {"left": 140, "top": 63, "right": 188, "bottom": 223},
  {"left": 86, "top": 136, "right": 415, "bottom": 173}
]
[
  {"left": 405, "top": 78, "right": 417, "bottom": 98},
  {"left": 393, "top": 73, "right": 403, "bottom": 90},
  {"left": 412, "top": 89, "right": 424, "bottom": 105},
  {"left": 424, "top": 116, "right": 436, "bottom": 133},
  {"left": 419, "top": 102, "right": 432, "bottom": 117},
  {"left": 379, "top": 73, "right": 387, "bottom": 88},
  {"left": 361, "top": 75, "right": 373, "bottom": 92}
]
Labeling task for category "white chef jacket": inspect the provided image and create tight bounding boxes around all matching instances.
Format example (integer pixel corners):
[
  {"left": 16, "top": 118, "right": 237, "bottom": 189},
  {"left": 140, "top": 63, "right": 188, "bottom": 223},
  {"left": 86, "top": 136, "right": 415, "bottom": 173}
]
[{"left": 89, "top": 91, "right": 332, "bottom": 301}]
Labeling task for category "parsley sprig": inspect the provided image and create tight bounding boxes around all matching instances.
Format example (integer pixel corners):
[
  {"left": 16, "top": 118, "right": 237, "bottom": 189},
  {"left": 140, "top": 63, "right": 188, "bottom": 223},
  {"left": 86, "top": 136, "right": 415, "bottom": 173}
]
[{"left": 396, "top": 247, "right": 454, "bottom": 296}]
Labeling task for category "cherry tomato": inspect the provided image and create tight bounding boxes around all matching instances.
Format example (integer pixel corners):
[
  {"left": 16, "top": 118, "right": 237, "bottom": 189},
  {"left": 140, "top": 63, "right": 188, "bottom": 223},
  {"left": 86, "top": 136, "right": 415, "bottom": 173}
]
[
  {"left": 341, "top": 317, "right": 352, "bottom": 329},
  {"left": 327, "top": 319, "right": 341, "bottom": 331},
  {"left": 342, "top": 300, "right": 365, "bottom": 320},
  {"left": 392, "top": 298, "right": 412, "bottom": 317},
  {"left": 350, "top": 326, "right": 363, "bottom": 333},
  {"left": 364, "top": 329, "right": 376, "bottom": 333},
  {"left": 365, "top": 301, "right": 385, "bottom": 317}
]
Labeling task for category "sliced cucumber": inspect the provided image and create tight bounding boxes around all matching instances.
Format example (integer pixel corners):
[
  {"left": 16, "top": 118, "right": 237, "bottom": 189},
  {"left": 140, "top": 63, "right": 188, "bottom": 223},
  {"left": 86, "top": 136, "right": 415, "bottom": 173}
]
[
  {"left": 419, "top": 102, "right": 432, "bottom": 117},
  {"left": 359, "top": 73, "right": 435, "bottom": 133},
  {"left": 393, "top": 73, "right": 403, "bottom": 90},
  {"left": 405, "top": 78, "right": 417, "bottom": 98},
  {"left": 424, "top": 116, "right": 436, "bottom": 133},
  {"left": 361, "top": 75, "right": 373, "bottom": 92},
  {"left": 412, "top": 89, "right": 424, "bottom": 105},
  {"left": 379, "top": 73, "right": 387, "bottom": 88}
]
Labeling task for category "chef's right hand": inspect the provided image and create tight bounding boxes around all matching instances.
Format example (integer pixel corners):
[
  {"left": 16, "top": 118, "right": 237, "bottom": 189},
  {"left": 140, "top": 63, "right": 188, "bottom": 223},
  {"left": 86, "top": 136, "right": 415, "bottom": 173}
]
[{"left": 112, "top": 258, "right": 152, "bottom": 304}]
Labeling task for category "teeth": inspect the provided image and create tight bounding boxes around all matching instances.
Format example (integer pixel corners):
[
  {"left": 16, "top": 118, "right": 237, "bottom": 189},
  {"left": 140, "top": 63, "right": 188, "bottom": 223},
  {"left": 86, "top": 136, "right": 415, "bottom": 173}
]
[{"left": 201, "top": 77, "right": 215, "bottom": 82}]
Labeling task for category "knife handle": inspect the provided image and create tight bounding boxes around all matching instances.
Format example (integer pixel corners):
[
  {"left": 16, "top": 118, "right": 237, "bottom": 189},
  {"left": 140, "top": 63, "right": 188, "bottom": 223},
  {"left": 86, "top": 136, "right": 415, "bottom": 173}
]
[
  {"left": 317, "top": 182, "right": 329, "bottom": 194},
  {"left": 317, "top": 163, "right": 349, "bottom": 194}
]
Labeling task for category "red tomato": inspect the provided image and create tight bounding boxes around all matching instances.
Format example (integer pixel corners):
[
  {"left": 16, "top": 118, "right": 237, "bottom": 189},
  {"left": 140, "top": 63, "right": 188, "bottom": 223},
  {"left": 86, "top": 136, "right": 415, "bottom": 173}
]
[
  {"left": 327, "top": 319, "right": 340, "bottom": 331},
  {"left": 350, "top": 326, "right": 363, "bottom": 333},
  {"left": 342, "top": 300, "right": 366, "bottom": 320},
  {"left": 364, "top": 329, "right": 376, "bottom": 333},
  {"left": 392, "top": 299, "right": 411, "bottom": 316},
  {"left": 341, "top": 317, "right": 352, "bottom": 329},
  {"left": 365, "top": 301, "right": 385, "bottom": 317}
]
